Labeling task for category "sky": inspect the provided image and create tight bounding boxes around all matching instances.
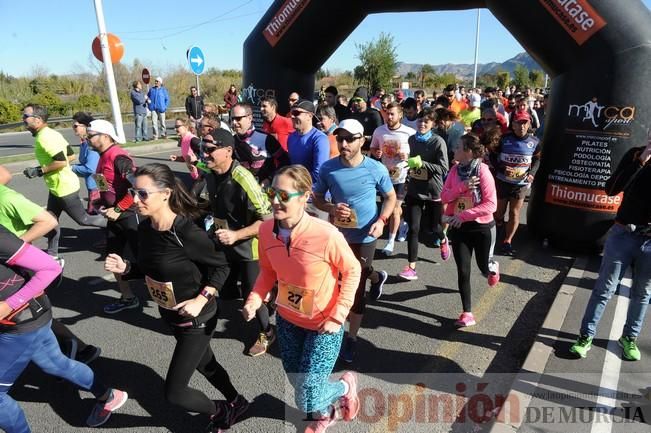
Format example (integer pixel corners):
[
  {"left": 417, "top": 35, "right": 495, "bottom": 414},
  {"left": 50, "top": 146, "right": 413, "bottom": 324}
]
[{"left": 1, "top": 0, "right": 650, "bottom": 78}]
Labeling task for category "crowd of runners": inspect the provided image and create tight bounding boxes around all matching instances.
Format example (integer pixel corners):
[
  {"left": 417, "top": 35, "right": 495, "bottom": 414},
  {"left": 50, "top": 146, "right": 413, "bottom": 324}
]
[{"left": 0, "top": 81, "right": 649, "bottom": 433}]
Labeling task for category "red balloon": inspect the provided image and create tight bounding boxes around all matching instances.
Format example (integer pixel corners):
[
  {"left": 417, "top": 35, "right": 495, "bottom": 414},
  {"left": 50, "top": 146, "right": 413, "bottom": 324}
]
[{"left": 92, "top": 33, "right": 124, "bottom": 64}]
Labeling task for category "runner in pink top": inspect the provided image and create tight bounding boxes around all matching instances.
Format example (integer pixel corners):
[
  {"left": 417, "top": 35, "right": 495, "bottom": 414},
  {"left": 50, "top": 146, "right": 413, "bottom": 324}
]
[
  {"left": 441, "top": 133, "right": 499, "bottom": 328},
  {"left": 170, "top": 118, "right": 200, "bottom": 180}
]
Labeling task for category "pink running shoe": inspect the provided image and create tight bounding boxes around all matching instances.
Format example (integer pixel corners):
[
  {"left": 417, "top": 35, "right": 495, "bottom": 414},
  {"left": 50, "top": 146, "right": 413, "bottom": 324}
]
[
  {"left": 86, "top": 388, "right": 128, "bottom": 427},
  {"left": 339, "top": 372, "right": 359, "bottom": 421},
  {"left": 440, "top": 238, "right": 451, "bottom": 261},
  {"left": 455, "top": 312, "right": 476, "bottom": 327},
  {"left": 398, "top": 266, "right": 418, "bottom": 281},
  {"left": 487, "top": 260, "right": 500, "bottom": 287}
]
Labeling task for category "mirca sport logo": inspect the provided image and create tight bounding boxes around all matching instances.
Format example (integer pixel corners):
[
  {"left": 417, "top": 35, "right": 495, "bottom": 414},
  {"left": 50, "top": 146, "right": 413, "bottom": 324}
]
[{"left": 567, "top": 97, "right": 635, "bottom": 130}]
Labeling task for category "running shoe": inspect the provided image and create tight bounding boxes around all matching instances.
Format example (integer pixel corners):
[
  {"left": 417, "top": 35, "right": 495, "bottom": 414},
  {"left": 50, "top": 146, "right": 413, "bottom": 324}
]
[
  {"left": 103, "top": 297, "right": 140, "bottom": 314},
  {"left": 381, "top": 241, "right": 395, "bottom": 256},
  {"left": 339, "top": 372, "right": 360, "bottom": 421},
  {"left": 86, "top": 389, "right": 128, "bottom": 427},
  {"left": 248, "top": 327, "right": 276, "bottom": 357},
  {"left": 368, "top": 270, "right": 388, "bottom": 301},
  {"left": 304, "top": 406, "right": 338, "bottom": 433},
  {"left": 433, "top": 238, "right": 441, "bottom": 248},
  {"left": 500, "top": 242, "right": 514, "bottom": 256},
  {"left": 54, "top": 257, "right": 65, "bottom": 269},
  {"left": 76, "top": 345, "right": 102, "bottom": 365},
  {"left": 207, "top": 394, "right": 250, "bottom": 431},
  {"left": 339, "top": 337, "right": 357, "bottom": 364},
  {"left": 619, "top": 336, "right": 641, "bottom": 361},
  {"left": 440, "top": 238, "right": 450, "bottom": 261},
  {"left": 487, "top": 260, "right": 500, "bottom": 287},
  {"left": 398, "top": 266, "right": 418, "bottom": 281},
  {"left": 455, "top": 312, "right": 476, "bottom": 327},
  {"left": 569, "top": 335, "right": 593, "bottom": 359}
]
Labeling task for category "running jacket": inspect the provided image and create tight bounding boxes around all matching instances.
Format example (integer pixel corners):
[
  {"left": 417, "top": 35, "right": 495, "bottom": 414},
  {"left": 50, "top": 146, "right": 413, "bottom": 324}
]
[
  {"left": 248, "top": 215, "right": 361, "bottom": 331},
  {"left": 441, "top": 162, "right": 497, "bottom": 225}
]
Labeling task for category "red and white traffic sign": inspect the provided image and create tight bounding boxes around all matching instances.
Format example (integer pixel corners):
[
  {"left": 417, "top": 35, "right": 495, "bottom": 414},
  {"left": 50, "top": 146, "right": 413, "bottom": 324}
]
[{"left": 142, "top": 68, "right": 151, "bottom": 85}]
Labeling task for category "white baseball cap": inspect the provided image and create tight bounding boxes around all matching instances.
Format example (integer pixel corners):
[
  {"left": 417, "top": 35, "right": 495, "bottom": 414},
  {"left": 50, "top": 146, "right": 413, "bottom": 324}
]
[
  {"left": 88, "top": 119, "right": 124, "bottom": 144},
  {"left": 470, "top": 93, "right": 481, "bottom": 108},
  {"left": 155, "top": 76, "right": 163, "bottom": 83},
  {"left": 333, "top": 119, "right": 364, "bottom": 136}
]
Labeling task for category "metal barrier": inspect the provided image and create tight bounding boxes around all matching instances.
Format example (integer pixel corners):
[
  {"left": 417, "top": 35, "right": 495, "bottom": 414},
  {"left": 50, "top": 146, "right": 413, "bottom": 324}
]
[{"left": 0, "top": 107, "right": 187, "bottom": 132}]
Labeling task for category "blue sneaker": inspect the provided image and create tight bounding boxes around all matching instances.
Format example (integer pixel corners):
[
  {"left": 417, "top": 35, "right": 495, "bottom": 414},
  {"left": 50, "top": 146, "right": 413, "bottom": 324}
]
[{"left": 369, "top": 270, "right": 387, "bottom": 301}]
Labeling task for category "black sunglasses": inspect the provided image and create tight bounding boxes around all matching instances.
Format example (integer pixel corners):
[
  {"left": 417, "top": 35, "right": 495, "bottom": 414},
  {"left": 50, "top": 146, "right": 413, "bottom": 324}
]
[
  {"left": 335, "top": 134, "right": 362, "bottom": 143},
  {"left": 231, "top": 115, "right": 249, "bottom": 122},
  {"left": 86, "top": 132, "right": 101, "bottom": 139}
]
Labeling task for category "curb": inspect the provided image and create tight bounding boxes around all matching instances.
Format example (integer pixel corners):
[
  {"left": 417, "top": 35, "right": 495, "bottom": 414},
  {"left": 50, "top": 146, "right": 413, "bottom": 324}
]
[
  {"left": 3, "top": 140, "right": 180, "bottom": 174},
  {"left": 487, "top": 256, "right": 589, "bottom": 433}
]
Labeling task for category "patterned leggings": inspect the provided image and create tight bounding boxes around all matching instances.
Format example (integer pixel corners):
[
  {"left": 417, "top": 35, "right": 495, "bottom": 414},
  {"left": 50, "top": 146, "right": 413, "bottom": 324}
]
[{"left": 277, "top": 315, "right": 346, "bottom": 416}]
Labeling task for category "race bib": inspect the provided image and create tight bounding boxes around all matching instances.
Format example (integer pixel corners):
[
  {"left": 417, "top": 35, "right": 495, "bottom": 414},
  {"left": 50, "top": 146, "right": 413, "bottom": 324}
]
[
  {"left": 276, "top": 280, "right": 315, "bottom": 318},
  {"left": 93, "top": 174, "right": 110, "bottom": 192},
  {"left": 409, "top": 167, "right": 428, "bottom": 181},
  {"left": 454, "top": 197, "right": 473, "bottom": 216},
  {"left": 382, "top": 135, "right": 401, "bottom": 158},
  {"left": 145, "top": 276, "right": 177, "bottom": 309},
  {"left": 504, "top": 166, "right": 526, "bottom": 181},
  {"left": 389, "top": 165, "right": 403, "bottom": 181},
  {"left": 214, "top": 218, "right": 229, "bottom": 231},
  {"left": 334, "top": 208, "right": 358, "bottom": 229}
]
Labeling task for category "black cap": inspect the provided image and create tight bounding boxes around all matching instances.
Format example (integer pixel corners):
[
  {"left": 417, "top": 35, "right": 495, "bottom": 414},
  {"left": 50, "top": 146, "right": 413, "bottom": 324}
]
[
  {"left": 205, "top": 128, "right": 234, "bottom": 147},
  {"left": 294, "top": 99, "right": 315, "bottom": 114}
]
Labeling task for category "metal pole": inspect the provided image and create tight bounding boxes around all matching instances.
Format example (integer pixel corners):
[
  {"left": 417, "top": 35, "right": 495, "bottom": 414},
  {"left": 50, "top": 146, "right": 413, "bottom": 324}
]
[
  {"left": 93, "top": 0, "right": 125, "bottom": 143},
  {"left": 544, "top": 73, "right": 549, "bottom": 90},
  {"left": 472, "top": 9, "right": 481, "bottom": 89},
  {"left": 196, "top": 75, "right": 200, "bottom": 96}
]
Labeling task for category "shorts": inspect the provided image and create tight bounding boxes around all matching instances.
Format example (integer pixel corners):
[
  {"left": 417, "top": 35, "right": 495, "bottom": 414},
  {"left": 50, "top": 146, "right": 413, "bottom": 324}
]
[
  {"left": 348, "top": 240, "right": 376, "bottom": 315},
  {"left": 496, "top": 179, "right": 528, "bottom": 201},
  {"left": 393, "top": 183, "right": 407, "bottom": 201}
]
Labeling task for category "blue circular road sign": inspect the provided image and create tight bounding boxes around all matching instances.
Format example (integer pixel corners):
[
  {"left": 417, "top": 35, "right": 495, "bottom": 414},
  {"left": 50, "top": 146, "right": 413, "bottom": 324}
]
[{"left": 187, "top": 46, "right": 205, "bottom": 75}]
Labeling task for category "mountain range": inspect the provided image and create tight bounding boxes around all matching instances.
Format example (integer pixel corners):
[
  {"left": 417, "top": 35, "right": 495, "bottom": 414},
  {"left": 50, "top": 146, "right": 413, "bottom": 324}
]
[{"left": 396, "top": 52, "right": 543, "bottom": 78}]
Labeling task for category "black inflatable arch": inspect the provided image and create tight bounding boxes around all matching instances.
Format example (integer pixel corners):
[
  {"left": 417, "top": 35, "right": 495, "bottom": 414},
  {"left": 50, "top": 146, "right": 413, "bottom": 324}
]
[{"left": 243, "top": 0, "right": 651, "bottom": 250}]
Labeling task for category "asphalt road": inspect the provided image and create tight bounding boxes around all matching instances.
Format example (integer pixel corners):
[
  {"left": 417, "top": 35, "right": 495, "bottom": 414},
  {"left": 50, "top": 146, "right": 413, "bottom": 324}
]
[
  {"left": 0, "top": 120, "right": 177, "bottom": 159},
  {"left": 3, "top": 149, "right": 575, "bottom": 433}
]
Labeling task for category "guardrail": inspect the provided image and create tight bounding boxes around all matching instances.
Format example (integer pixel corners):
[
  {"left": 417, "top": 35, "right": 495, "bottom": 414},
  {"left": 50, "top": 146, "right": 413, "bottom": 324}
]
[{"left": 0, "top": 107, "right": 187, "bottom": 132}]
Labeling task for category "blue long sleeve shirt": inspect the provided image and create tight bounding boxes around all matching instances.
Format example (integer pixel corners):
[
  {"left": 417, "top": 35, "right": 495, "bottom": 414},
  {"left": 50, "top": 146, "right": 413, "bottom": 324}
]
[
  {"left": 71, "top": 140, "right": 100, "bottom": 190},
  {"left": 287, "top": 127, "right": 330, "bottom": 184},
  {"left": 147, "top": 86, "right": 169, "bottom": 113}
]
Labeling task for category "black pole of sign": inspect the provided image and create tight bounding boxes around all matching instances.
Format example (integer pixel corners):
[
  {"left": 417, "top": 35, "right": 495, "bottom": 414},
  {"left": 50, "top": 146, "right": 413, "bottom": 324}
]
[{"left": 243, "top": 0, "right": 651, "bottom": 251}]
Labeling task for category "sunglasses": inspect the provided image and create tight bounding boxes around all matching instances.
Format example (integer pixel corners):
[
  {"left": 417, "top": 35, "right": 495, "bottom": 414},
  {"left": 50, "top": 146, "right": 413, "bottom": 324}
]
[
  {"left": 73, "top": 124, "right": 84, "bottom": 129},
  {"left": 86, "top": 132, "right": 101, "bottom": 139},
  {"left": 128, "top": 188, "right": 166, "bottom": 201},
  {"left": 290, "top": 109, "right": 310, "bottom": 117},
  {"left": 231, "top": 115, "right": 249, "bottom": 122},
  {"left": 335, "top": 134, "right": 362, "bottom": 143},
  {"left": 265, "top": 187, "right": 303, "bottom": 203},
  {"left": 174, "top": 124, "right": 184, "bottom": 129},
  {"left": 22, "top": 113, "right": 40, "bottom": 121}
]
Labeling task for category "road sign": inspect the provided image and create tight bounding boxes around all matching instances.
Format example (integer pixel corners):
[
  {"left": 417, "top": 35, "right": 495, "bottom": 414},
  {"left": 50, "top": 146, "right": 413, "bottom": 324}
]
[
  {"left": 186, "top": 46, "right": 205, "bottom": 75},
  {"left": 141, "top": 68, "right": 151, "bottom": 84}
]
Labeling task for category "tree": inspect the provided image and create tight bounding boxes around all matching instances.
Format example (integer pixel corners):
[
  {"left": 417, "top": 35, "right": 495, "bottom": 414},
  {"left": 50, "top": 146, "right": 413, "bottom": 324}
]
[
  {"left": 529, "top": 69, "right": 545, "bottom": 88},
  {"left": 354, "top": 32, "right": 397, "bottom": 92},
  {"left": 512, "top": 64, "right": 530, "bottom": 89},
  {"left": 496, "top": 71, "right": 510, "bottom": 90},
  {"left": 420, "top": 64, "right": 435, "bottom": 89},
  {"left": 0, "top": 98, "right": 21, "bottom": 124}
]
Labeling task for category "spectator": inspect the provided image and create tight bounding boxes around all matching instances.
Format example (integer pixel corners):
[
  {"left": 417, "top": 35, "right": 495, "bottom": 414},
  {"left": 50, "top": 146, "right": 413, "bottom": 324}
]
[
  {"left": 184, "top": 86, "right": 204, "bottom": 130},
  {"left": 349, "top": 97, "right": 383, "bottom": 150},
  {"left": 224, "top": 84, "right": 239, "bottom": 109},
  {"left": 401, "top": 97, "right": 419, "bottom": 129},
  {"left": 147, "top": 77, "right": 170, "bottom": 140},
  {"left": 324, "top": 85, "right": 349, "bottom": 122},
  {"left": 70, "top": 112, "right": 100, "bottom": 214},
  {"left": 130, "top": 81, "right": 149, "bottom": 142},
  {"left": 459, "top": 93, "right": 482, "bottom": 129},
  {"left": 316, "top": 105, "right": 340, "bottom": 158}
]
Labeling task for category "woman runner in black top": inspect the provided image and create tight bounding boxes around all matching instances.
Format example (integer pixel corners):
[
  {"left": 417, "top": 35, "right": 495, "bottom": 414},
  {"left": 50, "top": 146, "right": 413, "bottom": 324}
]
[{"left": 104, "top": 163, "right": 249, "bottom": 432}]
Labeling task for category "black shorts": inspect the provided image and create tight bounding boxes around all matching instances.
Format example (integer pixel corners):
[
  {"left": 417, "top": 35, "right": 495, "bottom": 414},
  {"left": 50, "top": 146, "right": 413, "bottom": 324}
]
[
  {"left": 393, "top": 183, "right": 407, "bottom": 201},
  {"left": 496, "top": 179, "right": 528, "bottom": 200}
]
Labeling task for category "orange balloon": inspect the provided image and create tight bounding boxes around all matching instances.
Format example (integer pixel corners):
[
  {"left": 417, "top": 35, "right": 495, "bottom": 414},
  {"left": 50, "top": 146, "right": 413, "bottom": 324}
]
[{"left": 92, "top": 33, "right": 124, "bottom": 64}]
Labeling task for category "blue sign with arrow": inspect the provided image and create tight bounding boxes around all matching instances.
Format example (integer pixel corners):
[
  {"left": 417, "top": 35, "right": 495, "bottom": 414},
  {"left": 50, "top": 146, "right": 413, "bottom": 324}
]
[{"left": 187, "top": 46, "right": 205, "bottom": 75}]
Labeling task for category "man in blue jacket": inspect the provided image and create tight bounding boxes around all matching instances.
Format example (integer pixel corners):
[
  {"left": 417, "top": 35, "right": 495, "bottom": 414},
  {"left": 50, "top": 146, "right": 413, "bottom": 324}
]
[{"left": 147, "top": 76, "right": 170, "bottom": 140}]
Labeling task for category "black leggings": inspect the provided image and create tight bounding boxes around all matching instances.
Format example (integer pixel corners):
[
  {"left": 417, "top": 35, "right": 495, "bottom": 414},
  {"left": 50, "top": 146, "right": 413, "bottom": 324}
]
[
  {"left": 449, "top": 224, "right": 492, "bottom": 312},
  {"left": 165, "top": 314, "right": 239, "bottom": 414},
  {"left": 238, "top": 260, "right": 271, "bottom": 332},
  {"left": 404, "top": 197, "right": 444, "bottom": 263},
  {"left": 349, "top": 240, "right": 376, "bottom": 315},
  {"left": 46, "top": 191, "right": 107, "bottom": 256}
]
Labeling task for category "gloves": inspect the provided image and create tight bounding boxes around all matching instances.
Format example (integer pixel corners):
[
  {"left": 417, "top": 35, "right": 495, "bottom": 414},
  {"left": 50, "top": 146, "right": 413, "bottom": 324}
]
[
  {"left": 193, "top": 160, "right": 211, "bottom": 173},
  {"left": 407, "top": 155, "right": 423, "bottom": 169},
  {"left": 23, "top": 166, "right": 43, "bottom": 178}
]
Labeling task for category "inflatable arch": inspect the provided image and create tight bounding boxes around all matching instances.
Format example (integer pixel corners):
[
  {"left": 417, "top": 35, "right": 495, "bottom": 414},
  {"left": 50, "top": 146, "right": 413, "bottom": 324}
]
[{"left": 243, "top": 0, "right": 651, "bottom": 251}]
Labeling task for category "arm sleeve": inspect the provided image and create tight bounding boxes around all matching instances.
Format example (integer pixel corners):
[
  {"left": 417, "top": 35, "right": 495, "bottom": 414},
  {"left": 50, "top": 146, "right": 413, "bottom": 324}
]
[
  {"left": 163, "top": 88, "right": 170, "bottom": 109},
  {"left": 3, "top": 240, "right": 61, "bottom": 310},
  {"left": 326, "top": 230, "right": 362, "bottom": 324},
  {"left": 605, "top": 147, "right": 644, "bottom": 195},
  {"left": 459, "top": 164, "right": 497, "bottom": 221},
  {"left": 182, "top": 222, "right": 230, "bottom": 289}
]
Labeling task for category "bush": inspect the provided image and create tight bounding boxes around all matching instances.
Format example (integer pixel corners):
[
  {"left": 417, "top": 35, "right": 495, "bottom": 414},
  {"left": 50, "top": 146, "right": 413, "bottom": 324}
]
[{"left": 0, "top": 98, "right": 21, "bottom": 124}]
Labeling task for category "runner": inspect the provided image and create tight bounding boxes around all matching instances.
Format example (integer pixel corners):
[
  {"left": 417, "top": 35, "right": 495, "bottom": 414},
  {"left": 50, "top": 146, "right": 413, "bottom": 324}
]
[
  {"left": 104, "top": 163, "right": 249, "bottom": 432},
  {"left": 70, "top": 112, "right": 101, "bottom": 214},
  {"left": 313, "top": 119, "right": 396, "bottom": 363},
  {"left": 86, "top": 120, "right": 141, "bottom": 314},
  {"left": 491, "top": 111, "right": 541, "bottom": 256},
  {"left": 441, "top": 133, "right": 498, "bottom": 327},
  {"left": 202, "top": 129, "right": 276, "bottom": 357},
  {"left": 261, "top": 96, "right": 295, "bottom": 152},
  {"left": 21, "top": 104, "right": 107, "bottom": 265},
  {"left": 243, "top": 164, "right": 361, "bottom": 433},
  {"left": 0, "top": 225, "right": 127, "bottom": 432},
  {"left": 169, "top": 118, "right": 204, "bottom": 197},
  {"left": 399, "top": 109, "right": 450, "bottom": 281},
  {"left": 369, "top": 102, "right": 415, "bottom": 256}
]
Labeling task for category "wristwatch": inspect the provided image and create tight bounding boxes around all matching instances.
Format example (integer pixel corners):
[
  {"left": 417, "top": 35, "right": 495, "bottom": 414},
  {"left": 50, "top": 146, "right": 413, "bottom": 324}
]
[
  {"left": 113, "top": 206, "right": 123, "bottom": 214},
  {"left": 200, "top": 288, "right": 215, "bottom": 301}
]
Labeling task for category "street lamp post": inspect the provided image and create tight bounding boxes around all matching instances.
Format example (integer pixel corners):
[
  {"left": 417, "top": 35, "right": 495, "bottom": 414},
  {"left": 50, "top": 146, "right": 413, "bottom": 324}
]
[{"left": 472, "top": 9, "right": 481, "bottom": 89}]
